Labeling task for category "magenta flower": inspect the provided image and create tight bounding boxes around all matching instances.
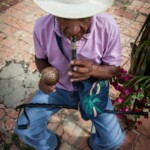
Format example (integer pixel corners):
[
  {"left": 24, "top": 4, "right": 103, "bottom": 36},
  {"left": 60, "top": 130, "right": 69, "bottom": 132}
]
[
  {"left": 119, "top": 67, "right": 127, "bottom": 74},
  {"left": 122, "top": 88, "right": 132, "bottom": 95},
  {"left": 137, "top": 88, "right": 142, "bottom": 93},
  {"left": 137, "top": 121, "right": 142, "bottom": 125},
  {"left": 110, "top": 81, "right": 117, "bottom": 86},
  {"left": 140, "top": 98, "right": 146, "bottom": 103},
  {"left": 123, "top": 107, "right": 129, "bottom": 112},
  {"left": 117, "top": 74, "right": 124, "bottom": 79},
  {"left": 134, "top": 126, "right": 137, "bottom": 129},
  {"left": 110, "top": 82, "right": 122, "bottom": 91},
  {"left": 117, "top": 97, "right": 124, "bottom": 103},
  {"left": 110, "top": 66, "right": 149, "bottom": 130},
  {"left": 122, "top": 75, "right": 132, "bottom": 81},
  {"left": 112, "top": 100, "right": 116, "bottom": 105},
  {"left": 133, "top": 108, "right": 140, "bottom": 112},
  {"left": 115, "top": 84, "right": 122, "bottom": 91}
]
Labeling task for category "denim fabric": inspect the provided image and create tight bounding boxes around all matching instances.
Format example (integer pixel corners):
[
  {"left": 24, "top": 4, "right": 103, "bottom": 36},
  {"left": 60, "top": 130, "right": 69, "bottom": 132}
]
[
  {"left": 15, "top": 87, "right": 125, "bottom": 150},
  {"left": 89, "top": 99, "right": 125, "bottom": 150}
]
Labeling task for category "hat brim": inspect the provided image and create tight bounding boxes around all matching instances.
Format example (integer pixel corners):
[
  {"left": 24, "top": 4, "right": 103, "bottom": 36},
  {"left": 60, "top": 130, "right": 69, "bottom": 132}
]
[{"left": 33, "top": 0, "right": 113, "bottom": 19}]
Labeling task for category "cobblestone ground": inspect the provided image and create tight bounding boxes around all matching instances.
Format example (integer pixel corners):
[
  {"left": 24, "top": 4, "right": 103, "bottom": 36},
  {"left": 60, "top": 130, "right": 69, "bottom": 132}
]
[{"left": 0, "top": 0, "right": 150, "bottom": 150}]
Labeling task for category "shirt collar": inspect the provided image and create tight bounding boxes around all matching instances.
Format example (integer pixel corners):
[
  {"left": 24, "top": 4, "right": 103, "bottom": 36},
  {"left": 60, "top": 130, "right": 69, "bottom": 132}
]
[
  {"left": 54, "top": 17, "right": 63, "bottom": 37},
  {"left": 53, "top": 16, "right": 95, "bottom": 40},
  {"left": 83, "top": 16, "right": 95, "bottom": 40}
]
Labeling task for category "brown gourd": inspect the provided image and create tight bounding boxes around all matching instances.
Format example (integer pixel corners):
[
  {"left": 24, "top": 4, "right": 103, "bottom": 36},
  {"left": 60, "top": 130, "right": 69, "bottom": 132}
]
[{"left": 41, "top": 67, "right": 60, "bottom": 85}]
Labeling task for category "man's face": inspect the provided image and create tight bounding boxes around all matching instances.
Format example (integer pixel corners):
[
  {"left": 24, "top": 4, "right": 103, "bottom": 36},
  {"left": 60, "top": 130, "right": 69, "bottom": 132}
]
[{"left": 56, "top": 17, "right": 92, "bottom": 41}]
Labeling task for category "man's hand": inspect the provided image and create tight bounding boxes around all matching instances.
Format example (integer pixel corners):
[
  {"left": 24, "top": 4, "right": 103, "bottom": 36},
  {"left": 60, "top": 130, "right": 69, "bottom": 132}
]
[
  {"left": 68, "top": 59, "right": 120, "bottom": 81},
  {"left": 68, "top": 60, "right": 93, "bottom": 82},
  {"left": 39, "top": 78, "right": 56, "bottom": 94}
]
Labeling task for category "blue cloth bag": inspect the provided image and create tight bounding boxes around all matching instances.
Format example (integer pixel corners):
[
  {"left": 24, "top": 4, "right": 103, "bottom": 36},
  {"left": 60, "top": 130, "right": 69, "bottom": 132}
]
[{"left": 75, "top": 78, "right": 109, "bottom": 120}]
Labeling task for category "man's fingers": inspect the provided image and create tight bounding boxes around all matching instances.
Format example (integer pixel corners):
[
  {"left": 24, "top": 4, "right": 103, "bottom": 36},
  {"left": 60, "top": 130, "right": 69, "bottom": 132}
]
[
  {"left": 71, "top": 60, "right": 90, "bottom": 66},
  {"left": 39, "top": 79, "right": 56, "bottom": 94},
  {"left": 68, "top": 71, "right": 90, "bottom": 81},
  {"left": 72, "top": 66, "right": 92, "bottom": 73},
  {"left": 68, "top": 60, "right": 93, "bottom": 81},
  {"left": 71, "top": 76, "right": 89, "bottom": 82},
  {"left": 68, "top": 70, "right": 88, "bottom": 78},
  {"left": 41, "top": 86, "right": 56, "bottom": 94},
  {"left": 48, "top": 85, "right": 56, "bottom": 92},
  {"left": 70, "top": 60, "right": 93, "bottom": 73}
]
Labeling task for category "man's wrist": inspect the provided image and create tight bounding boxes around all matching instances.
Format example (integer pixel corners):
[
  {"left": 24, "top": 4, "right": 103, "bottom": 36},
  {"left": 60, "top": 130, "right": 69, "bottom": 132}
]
[{"left": 90, "top": 64, "right": 98, "bottom": 77}]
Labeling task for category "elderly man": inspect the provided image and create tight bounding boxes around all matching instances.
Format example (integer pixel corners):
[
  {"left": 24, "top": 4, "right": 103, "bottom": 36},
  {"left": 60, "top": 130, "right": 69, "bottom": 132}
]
[{"left": 15, "top": 0, "right": 125, "bottom": 149}]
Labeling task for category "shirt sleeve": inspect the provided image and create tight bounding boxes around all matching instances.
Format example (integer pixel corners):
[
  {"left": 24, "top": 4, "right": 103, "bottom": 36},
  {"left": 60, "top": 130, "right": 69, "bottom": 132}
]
[
  {"left": 102, "top": 17, "right": 122, "bottom": 66},
  {"left": 33, "top": 20, "right": 47, "bottom": 59}
]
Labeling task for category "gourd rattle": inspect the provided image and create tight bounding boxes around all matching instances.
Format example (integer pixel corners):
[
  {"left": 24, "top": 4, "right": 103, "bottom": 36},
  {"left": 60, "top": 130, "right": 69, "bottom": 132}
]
[{"left": 41, "top": 67, "right": 60, "bottom": 85}]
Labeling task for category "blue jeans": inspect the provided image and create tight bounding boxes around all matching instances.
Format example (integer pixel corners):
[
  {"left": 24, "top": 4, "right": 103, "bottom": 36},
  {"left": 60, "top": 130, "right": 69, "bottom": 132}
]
[{"left": 15, "top": 88, "right": 125, "bottom": 150}]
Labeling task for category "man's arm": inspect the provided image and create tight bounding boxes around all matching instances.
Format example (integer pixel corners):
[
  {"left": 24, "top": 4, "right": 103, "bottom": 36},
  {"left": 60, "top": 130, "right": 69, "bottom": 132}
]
[
  {"left": 35, "top": 56, "right": 56, "bottom": 94},
  {"left": 68, "top": 60, "right": 119, "bottom": 82},
  {"left": 35, "top": 56, "right": 51, "bottom": 73},
  {"left": 91, "top": 64, "right": 120, "bottom": 79}
]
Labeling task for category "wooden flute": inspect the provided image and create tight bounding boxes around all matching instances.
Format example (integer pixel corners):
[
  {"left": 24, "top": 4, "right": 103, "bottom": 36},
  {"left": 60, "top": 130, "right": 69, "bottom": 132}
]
[{"left": 70, "top": 37, "right": 77, "bottom": 60}]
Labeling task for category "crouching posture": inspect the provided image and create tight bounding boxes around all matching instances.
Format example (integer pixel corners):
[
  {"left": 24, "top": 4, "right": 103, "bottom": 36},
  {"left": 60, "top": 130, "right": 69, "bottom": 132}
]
[{"left": 15, "top": 0, "right": 125, "bottom": 149}]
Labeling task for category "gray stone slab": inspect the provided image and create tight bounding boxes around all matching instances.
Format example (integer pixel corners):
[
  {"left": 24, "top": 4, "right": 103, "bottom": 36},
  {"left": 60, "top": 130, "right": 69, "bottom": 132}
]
[
  {"left": 0, "top": 80, "right": 12, "bottom": 104},
  {"left": 0, "top": 62, "right": 40, "bottom": 108},
  {"left": 0, "top": 63, "right": 25, "bottom": 79},
  {"left": 9, "top": 76, "right": 26, "bottom": 88},
  {"left": 4, "top": 86, "right": 26, "bottom": 107}
]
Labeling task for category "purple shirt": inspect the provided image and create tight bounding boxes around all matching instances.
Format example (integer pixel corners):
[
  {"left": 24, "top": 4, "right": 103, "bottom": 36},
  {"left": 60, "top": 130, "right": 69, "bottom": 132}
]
[{"left": 34, "top": 13, "right": 121, "bottom": 91}]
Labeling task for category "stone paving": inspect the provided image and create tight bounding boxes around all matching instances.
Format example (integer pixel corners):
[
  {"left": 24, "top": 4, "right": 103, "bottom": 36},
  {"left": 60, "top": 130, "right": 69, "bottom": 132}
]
[{"left": 0, "top": 0, "right": 150, "bottom": 149}]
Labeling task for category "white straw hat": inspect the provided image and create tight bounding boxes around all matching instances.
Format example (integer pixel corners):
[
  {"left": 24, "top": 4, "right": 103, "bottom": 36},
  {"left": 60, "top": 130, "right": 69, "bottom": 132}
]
[{"left": 33, "top": 0, "right": 114, "bottom": 19}]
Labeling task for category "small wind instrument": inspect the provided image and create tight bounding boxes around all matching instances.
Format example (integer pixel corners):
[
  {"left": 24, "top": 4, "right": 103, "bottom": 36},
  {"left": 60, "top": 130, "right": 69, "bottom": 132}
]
[{"left": 70, "top": 36, "right": 76, "bottom": 60}]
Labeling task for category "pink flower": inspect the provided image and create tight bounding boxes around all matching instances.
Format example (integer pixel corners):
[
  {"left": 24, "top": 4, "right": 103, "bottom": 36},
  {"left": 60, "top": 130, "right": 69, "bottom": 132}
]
[
  {"left": 117, "top": 97, "right": 124, "bottom": 103},
  {"left": 115, "top": 84, "right": 122, "bottom": 91},
  {"left": 117, "top": 74, "right": 124, "bottom": 79},
  {"left": 137, "top": 88, "right": 141, "bottom": 93},
  {"left": 123, "top": 107, "right": 129, "bottom": 112},
  {"left": 118, "top": 74, "right": 132, "bottom": 82},
  {"left": 117, "top": 114, "right": 123, "bottom": 118},
  {"left": 137, "top": 98, "right": 146, "bottom": 109},
  {"left": 141, "top": 98, "right": 146, "bottom": 103},
  {"left": 119, "top": 67, "right": 127, "bottom": 74},
  {"left": 110, "top": 82, "right": 122, "bottom": 91},
  {"left": 134, "top": 126, "right": 137, "bottom": 129},
  {"left": 110, "top": 81, "right": 117, "bottom": 86},
  {"left": 137, "top": 121, "right": 142, "bottom": 125},
  {"left": 133, "top": 108, "right": 140, "bottom": 112},
  {"left": 112, "top": 100, "right": 116, "bottom": 105},
  {"left": 122, "top": 88, "right": 132, "bottom": 95},
  {"left": 122, "top": 75, "right": 132, "bottom": 81}
]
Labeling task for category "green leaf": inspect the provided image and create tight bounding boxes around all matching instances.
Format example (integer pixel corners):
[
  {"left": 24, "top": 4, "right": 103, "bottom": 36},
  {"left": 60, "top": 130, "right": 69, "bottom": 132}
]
[
  {"left": 145, "top": 84, "right": 150, "bottom": 90},
  {"left": 134, "top": 84, "right": 139, "bottom": 90},
  {"left": 136, "top": 93, "right": 144, "bottom": 100},
  {"left": 135, "top": 76, "right": 150, "bottom": 85},
  {"left": 130, "top": 99, "right": 135, "bottom": 104},
  {"left": 143, "top": 78, "right": 150, "bottom": 86},
  {"left": 93, "top": 98, "right": 101, "bottom": 103},
  {"left": 131, "top": 94, "right": 137, "bottom": 100}
]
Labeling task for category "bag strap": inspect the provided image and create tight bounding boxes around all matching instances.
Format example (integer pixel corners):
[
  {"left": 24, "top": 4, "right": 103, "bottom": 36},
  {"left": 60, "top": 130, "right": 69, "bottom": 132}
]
[
  {"left": 55, "top": 31, "right": 79, "bottom": 88},
  {"left": 55, "top": 33, "right": 70, "bottom": 62}
]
